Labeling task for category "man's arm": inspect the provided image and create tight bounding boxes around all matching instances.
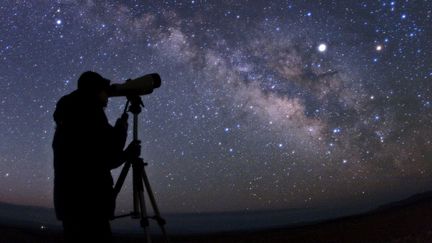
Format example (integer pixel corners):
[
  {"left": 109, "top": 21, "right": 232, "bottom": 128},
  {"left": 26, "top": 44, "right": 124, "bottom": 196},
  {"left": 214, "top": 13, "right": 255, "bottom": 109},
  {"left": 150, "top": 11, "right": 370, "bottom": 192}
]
[{"left": 106, "top": 113, "right": 129, "bottom": 169}]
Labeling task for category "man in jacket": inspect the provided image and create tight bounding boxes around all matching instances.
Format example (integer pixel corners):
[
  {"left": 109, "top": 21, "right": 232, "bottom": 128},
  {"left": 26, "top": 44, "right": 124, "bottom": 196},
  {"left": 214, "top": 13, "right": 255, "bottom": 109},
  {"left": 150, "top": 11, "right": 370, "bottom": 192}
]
[{"left": 52, "top": 71, "right": 140, "bottom": 241}]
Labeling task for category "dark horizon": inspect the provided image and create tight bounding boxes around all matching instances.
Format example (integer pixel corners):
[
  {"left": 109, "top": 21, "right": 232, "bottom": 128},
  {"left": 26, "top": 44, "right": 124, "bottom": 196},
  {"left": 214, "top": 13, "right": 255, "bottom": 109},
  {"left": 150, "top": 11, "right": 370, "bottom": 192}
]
[{"left": 1, "top": 189, "right": 432, "bottom": 239}]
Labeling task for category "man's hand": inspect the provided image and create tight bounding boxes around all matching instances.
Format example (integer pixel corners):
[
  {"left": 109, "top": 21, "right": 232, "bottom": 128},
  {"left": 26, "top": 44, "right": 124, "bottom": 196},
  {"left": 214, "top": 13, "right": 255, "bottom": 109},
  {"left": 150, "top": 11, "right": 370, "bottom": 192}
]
[
  {"left": 124, "top": 140, "right": 141, "bottom": 160},
  {"left": 115, "top": 113, "right": 128, "bottom": 131}
]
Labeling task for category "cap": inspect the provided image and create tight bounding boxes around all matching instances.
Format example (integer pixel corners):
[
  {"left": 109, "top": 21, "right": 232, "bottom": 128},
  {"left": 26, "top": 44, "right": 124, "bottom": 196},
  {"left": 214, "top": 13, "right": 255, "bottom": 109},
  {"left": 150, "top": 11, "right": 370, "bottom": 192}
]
[{"left": 77, "top": 71, "right": 110, "bottom": 92}]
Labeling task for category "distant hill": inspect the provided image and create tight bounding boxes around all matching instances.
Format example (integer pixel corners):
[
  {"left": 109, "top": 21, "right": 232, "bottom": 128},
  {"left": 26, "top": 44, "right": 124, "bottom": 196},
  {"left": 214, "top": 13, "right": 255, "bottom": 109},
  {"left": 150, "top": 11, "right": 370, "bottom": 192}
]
[
  {"left": 177, "top": 190, "right": 432, "bottom": 243},
  {"left": 374, "top": 190, "right": 432, "bottom": 212},
  {"left": 1, "top": 191, "right": 432, "bottom": 242},
  {"left": 0, "top": 201, "right": 366, "bottom": 235}
]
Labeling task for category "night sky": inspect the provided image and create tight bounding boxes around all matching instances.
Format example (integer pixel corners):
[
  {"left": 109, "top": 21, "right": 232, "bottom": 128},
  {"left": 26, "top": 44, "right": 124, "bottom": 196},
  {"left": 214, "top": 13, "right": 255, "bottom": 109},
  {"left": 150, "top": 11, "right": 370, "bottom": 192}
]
[{"left": 1, "top": 1, "right": 431, "bottom": 215}]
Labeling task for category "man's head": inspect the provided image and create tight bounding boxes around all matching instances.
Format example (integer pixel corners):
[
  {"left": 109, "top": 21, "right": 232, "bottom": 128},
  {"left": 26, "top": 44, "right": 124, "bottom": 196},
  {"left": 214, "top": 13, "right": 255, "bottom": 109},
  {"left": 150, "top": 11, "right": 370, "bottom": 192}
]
[{"left": 77, "top": 71, "right": 110, "bottom": 107}]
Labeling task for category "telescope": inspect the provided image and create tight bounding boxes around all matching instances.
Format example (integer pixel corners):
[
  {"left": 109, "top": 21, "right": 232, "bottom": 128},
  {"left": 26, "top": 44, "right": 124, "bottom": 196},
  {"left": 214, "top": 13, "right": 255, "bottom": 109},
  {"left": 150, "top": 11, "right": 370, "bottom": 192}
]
[{"left": 108, "top": 73, "right": 161, "bottom": 97}]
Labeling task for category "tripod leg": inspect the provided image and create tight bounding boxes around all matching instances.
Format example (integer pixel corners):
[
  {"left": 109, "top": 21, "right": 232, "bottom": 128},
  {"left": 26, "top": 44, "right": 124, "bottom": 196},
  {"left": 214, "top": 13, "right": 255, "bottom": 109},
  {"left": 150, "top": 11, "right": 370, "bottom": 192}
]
[
  {"left": 138, "top": 187, "right": 152, "bottom": 243},
  {"left": 132, "top": 162, "right": 141, "bottom": 218},
  {"left": 113, "top": 161, "right": 131, "bottom": 199},
  {"left": 133, "top": 160, "right": 152, "bottom": 243},
  {"left": 141, "top": 167, "right": 170, "bottom": 242}
]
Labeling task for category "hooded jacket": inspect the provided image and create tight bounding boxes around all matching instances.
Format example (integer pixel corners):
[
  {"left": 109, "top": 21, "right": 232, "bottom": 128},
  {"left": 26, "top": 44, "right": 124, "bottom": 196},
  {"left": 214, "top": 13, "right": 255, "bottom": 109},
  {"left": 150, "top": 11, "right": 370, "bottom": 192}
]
[{"left": 52, "top": 90, "right": 126, "bottom": 220}]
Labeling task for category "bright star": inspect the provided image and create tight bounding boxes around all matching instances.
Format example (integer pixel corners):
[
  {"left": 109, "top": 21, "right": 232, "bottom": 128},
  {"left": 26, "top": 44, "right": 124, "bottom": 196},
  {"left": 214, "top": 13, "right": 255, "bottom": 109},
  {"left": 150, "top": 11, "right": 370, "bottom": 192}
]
[
  {"left": 318, "top": 43, "right": 327, "bottom": 52},
  {"left": 376, "top": 45, "right": 383, "bottom": 51}
]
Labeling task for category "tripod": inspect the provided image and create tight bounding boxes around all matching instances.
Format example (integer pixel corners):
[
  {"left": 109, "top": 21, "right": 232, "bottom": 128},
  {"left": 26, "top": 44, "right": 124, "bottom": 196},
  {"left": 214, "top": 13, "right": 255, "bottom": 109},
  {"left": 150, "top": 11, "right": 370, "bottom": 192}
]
[{"left": 113, "top": 96, "right": 169, "bottom": 243}]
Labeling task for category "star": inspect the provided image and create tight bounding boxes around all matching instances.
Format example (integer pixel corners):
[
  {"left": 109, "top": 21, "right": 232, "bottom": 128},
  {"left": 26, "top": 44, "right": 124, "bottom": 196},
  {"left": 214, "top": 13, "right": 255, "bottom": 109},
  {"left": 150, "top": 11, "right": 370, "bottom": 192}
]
[
  {"left": 333, "top": 128, "right": 341, "bottom": 134},
  {"left": 318, "top": 43, "right": 327, "bottom": 52},
  {"left": 376, "top": 45, "right": 383, "bottom": 51}
]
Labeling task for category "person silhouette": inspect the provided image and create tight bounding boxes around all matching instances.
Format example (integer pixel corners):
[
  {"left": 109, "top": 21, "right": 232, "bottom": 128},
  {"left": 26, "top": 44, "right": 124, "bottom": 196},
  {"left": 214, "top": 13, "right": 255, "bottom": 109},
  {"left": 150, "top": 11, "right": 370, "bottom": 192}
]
[{"left": 52, "top": 71, "right": 140, "bottom": 242}]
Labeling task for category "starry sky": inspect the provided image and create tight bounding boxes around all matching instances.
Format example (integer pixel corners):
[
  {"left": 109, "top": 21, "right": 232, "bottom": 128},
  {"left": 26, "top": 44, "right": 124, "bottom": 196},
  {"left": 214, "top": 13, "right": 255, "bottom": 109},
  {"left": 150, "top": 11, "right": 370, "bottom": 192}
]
[{"left": 0, "top": 1, "right": 431, "bottom": 215}]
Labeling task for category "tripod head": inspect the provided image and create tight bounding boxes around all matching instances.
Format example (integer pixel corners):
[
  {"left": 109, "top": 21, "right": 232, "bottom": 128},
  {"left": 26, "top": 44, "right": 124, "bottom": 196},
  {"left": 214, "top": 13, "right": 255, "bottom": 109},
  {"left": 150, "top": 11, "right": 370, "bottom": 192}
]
[{"left": 126, "top": 95, "right": 144, "bottom": 115}]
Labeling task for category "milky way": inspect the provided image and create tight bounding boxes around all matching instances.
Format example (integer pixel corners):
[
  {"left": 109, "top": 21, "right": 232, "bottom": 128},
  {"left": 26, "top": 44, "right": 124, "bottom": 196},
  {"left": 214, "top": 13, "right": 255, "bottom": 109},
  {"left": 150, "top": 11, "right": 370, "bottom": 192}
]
[{"left": 0, "top": 1, "right": 431, "bottom": 213}]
